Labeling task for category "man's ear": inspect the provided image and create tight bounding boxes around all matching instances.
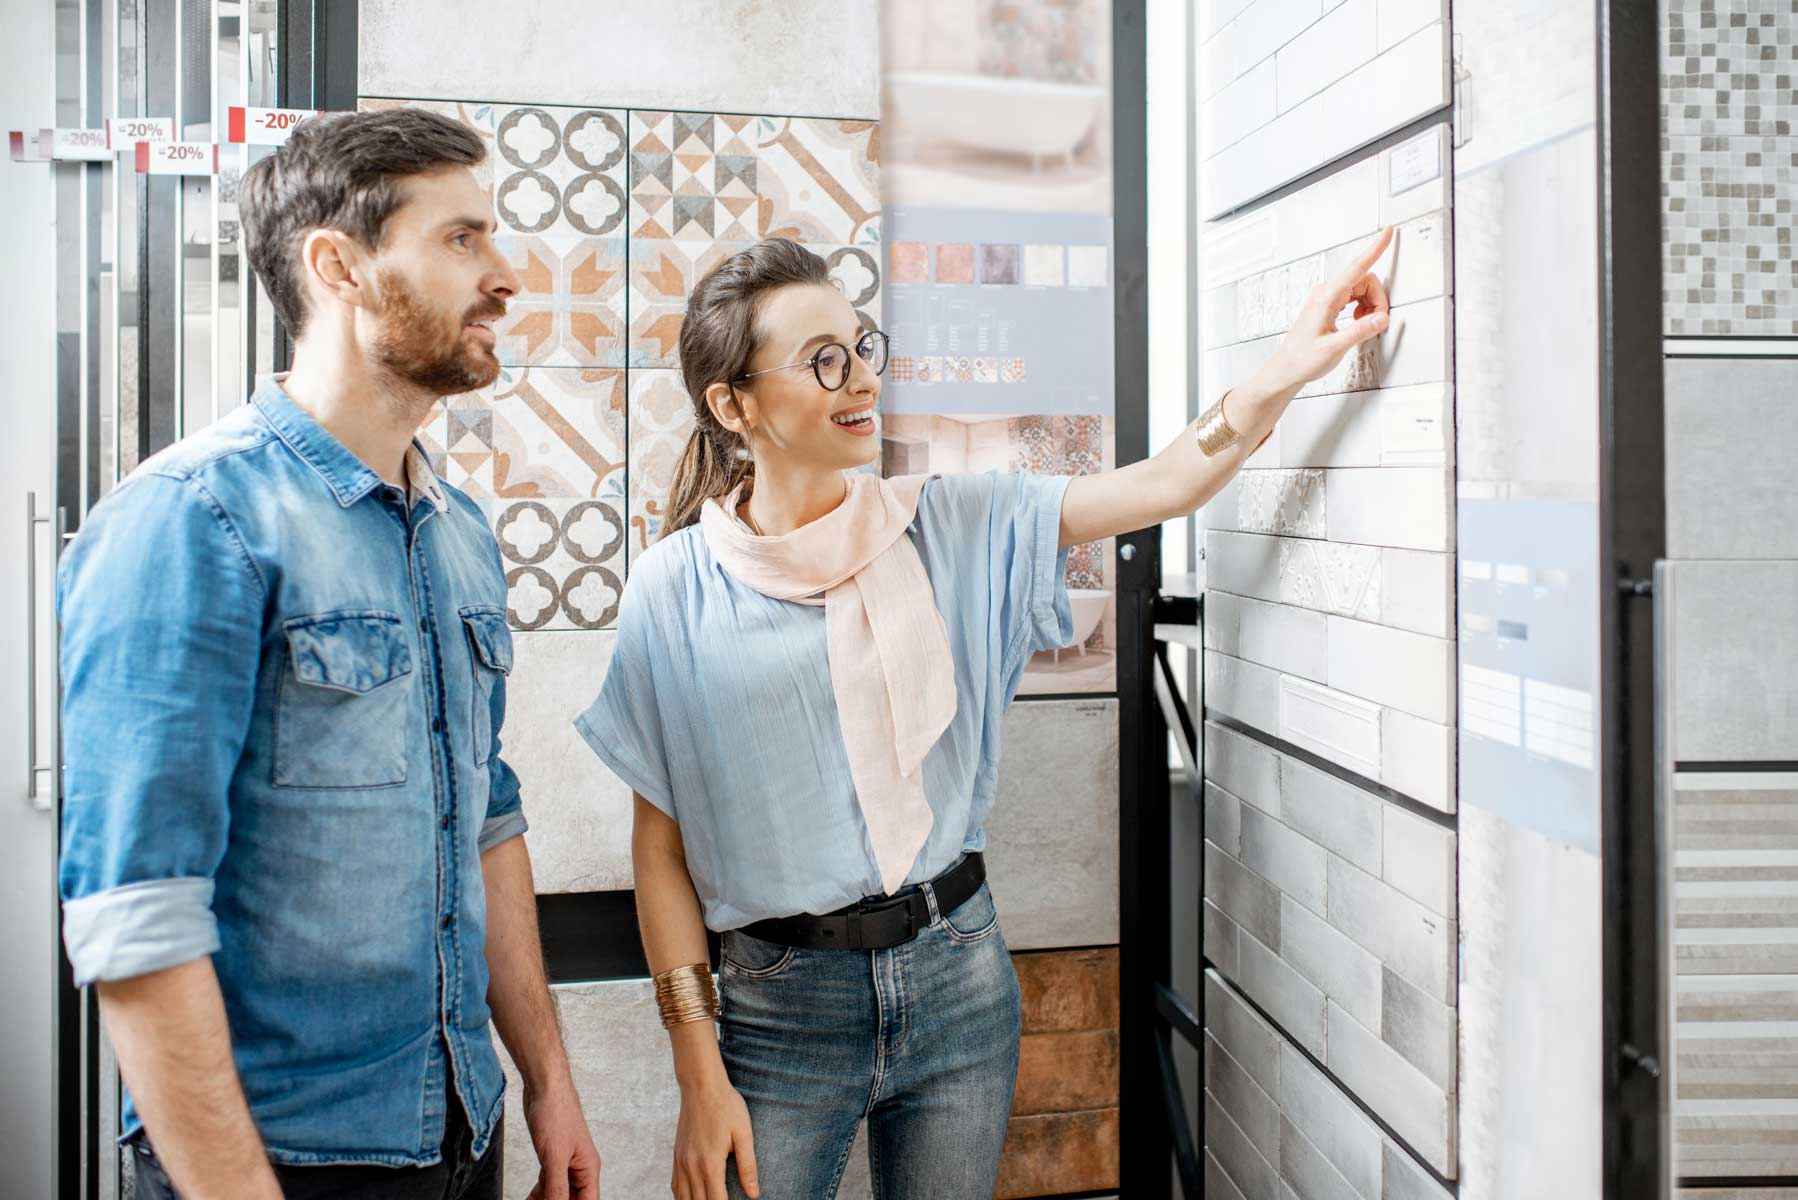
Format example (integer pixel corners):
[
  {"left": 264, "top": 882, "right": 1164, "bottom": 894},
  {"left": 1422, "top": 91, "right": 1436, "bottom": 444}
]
[
  {"left": 705, "top": 382, "right": 753, "bottom": 437},
  {"left": 298, "top": 228, "right": 376, "bottom": 315}
]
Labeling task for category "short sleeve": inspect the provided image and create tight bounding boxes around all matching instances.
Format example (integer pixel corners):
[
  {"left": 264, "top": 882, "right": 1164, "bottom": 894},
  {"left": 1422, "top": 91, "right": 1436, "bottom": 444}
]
[
  {"left": 573, "top": 562, "right": 676, "bottom": 819},
  {"left": 919, "top": 471, "right": 1074, "bottom": 683},
  {"left": 56, "top": 472, "right": 265, "bottom": 985}
]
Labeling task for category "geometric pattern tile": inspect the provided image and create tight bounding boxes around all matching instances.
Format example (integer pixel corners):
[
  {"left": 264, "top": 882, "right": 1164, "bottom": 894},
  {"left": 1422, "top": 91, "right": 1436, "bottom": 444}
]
[
  {"left": 488, "top": 496, "right": 626, "bottom": 631},
  {"left": 626, "top": 368, "right": 699, "bottom": 563}
]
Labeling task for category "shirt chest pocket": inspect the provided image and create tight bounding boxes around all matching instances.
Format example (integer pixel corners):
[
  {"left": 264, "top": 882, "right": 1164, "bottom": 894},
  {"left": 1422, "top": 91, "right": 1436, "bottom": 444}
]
[
  {"left": 460, "top": 606, "right": 512, "bottom": 767},
  {"left": 274, "top": 611, "right": 415, "bottom": 789}
]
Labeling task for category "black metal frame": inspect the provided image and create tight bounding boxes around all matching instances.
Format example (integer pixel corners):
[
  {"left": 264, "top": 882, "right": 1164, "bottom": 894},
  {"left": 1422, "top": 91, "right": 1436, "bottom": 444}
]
[{"left": 1597, "top": 0, "right": 1670, "bottom": 1196}]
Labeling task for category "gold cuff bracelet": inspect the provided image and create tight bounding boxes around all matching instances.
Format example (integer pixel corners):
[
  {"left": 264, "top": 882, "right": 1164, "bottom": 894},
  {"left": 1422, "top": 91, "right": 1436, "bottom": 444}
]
[{"left": 653, "top": 963, "right": 720, "bottom": 1028}]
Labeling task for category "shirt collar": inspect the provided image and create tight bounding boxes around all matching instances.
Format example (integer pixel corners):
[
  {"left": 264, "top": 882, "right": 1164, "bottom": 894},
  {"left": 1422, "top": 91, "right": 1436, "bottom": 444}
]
[{"left": 253, "top": 375, "right": 447, "bottom": 513}]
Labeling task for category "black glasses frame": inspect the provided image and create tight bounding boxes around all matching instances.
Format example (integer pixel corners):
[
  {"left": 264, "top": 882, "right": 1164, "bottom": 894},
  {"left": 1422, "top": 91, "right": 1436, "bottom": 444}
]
[{"left": 733, "top": 329, "right": 891, "bottom": 392}]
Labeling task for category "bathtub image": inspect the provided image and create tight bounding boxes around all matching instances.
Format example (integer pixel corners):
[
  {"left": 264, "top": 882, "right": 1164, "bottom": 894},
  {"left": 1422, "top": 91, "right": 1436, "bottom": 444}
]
[
  {"left": 886, "top": 71, "right": 1107, "bottom": 169},
  {"left": 1053, "top": 588, "right": 1113, "bottom": 660}
]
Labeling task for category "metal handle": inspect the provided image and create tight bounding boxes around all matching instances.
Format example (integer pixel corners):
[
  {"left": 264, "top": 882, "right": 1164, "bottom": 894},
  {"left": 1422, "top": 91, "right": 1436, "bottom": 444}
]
[
  {"left": 1652, "top": 559, "right": 1677, "bottom": 1191},
  {"left": 25, "top": 491, "right": 61, "bottom": 812}
]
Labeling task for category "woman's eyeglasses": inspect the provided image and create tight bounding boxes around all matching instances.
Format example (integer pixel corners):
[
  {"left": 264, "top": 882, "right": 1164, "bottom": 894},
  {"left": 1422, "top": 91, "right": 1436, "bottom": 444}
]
[{"left": 734, "top": 330, "right": 891, "bottom": 392}]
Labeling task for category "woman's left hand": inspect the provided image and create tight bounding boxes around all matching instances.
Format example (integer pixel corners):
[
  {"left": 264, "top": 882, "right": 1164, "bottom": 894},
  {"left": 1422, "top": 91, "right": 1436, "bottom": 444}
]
[{"left": 1253, "top": 225, "right": 1394, "bottom": 396}]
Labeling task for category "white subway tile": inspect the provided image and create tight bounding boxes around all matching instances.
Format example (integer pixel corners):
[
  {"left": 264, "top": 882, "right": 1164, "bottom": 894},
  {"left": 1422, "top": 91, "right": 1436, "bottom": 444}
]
[
  {"left": 1279, "top": 675, "right": 1383, "bottom": 781},
  {"left": 1207, "top": 898, "right": 1245, "bottom": 979},
  {"left": 1206, "top": 58, "right": 1280, "bottom": 154},
  {"left": 1233, "top": 0, "right": 1327, "bottom": 73},
  {"left": 1208, "top": 649, "right": 1287, "bottom": 735},
  {"left": 1276, "top": 1041, "right": 1384, "bottom": 1198},
  {"left": 1207, "top": 719, "right": 1284, "bottom": 817},
  {"left": 1277, "top": 1116, "right": 1365, "bottom": 1200},
  {"left": 1208, "top": 592, "right": 1331, "bottom": 682},
  {"left": 1207, "top": 1093, "right": 1285, "bottom": 1200},
  {"left": 1325, "top": 616, "right": 1455, "bottom": 724},
  {"left": 1209, "top": 1033, "right": 1284, "bottom": 1163},
  {"left": 1276, "top": 0, "right": 1376, "bottom": 114},
  {"left": 1281, "top": 893, "right": 1383, "bottom": 1029},
  {"left": 1380, "top": 707, "right": 1455, "bottom": 813},
  {"left": 1378, "top": 383, "right": 1452, "bottom": 469},
  {"left": 1380, "top": 965, "right": 1456, "bottom": 1091},
  {"left": 1326, "top": 855, "right": 1456, "bottom": 1002},
  {"left": 1207, "top": 780, "right": 1247, "bottom": 856},
  {"left": 1208, "top": 840, "right": 1285, "bottom": 950},
  {"left": 1379, "top": 547, "right": 1454, "bottom": 639},
  {"left": 1376, "top": 0, "right": 1444, "bottom": 53},
  {"left": 1325, "top": 1001, "right": 1454, "bottom": 1174},
  {"left": 1278, "top": 755, "right": 1385, "bottom": 874},
  {"left": 1241, "top": 805, "right": 1330, "bottom": 915},
  {"left": 1381, "top": 805, "right": 1455, "bottom": 918},
  {"left": 1207, "top": 968, "right": 1283, "bottom": 1097},
  {"left": 1326, "top": 467, "right": 1453, "bottom": 552},
  {"left": 1239, "top": 929, "right": 1329, "bottom": 1056}
]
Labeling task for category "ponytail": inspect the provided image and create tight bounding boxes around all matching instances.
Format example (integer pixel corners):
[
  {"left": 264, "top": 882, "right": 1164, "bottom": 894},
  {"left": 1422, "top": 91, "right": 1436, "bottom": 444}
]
[{"left": 656, "top": 237, "right": 833, "bottom": 541}]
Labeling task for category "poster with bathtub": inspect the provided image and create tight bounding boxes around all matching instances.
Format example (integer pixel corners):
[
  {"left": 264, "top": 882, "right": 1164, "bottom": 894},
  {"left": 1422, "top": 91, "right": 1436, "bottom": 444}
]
[{"left": 880, "top": 0, "right": 1117, "bottom": 694}]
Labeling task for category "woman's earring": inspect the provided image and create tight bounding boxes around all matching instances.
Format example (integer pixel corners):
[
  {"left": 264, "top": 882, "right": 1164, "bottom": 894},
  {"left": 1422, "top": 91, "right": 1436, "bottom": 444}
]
[{"left": 734, "top": 445, "right": 752, "bottom": 463}]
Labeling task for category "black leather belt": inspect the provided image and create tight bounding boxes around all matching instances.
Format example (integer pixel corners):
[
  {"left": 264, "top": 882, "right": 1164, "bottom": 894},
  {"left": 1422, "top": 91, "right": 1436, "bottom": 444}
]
[{"left": 740, "top": 852, "right": 986, "bottom": 951}]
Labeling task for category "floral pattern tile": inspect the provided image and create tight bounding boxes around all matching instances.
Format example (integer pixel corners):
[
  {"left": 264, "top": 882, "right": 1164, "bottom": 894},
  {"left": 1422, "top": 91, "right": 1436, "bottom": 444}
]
[
  {"left": 1237, "top": 469, "right": 1327, "bottom": 538},
  {"left": 489, "top": 498, "right": 627, "bottom": 631}
]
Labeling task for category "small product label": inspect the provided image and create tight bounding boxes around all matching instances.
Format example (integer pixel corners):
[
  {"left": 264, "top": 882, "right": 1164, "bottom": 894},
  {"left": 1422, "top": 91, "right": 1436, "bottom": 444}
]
[
  {"left": 49, "top": 127, "right": 113, "bottom": 160},
  {"left": 227, "top": 106, "right": 321, "bottom": 146},
  {"left": 135, "top": 140, "right": 218, "bottom": 175},
  {"left": 106, "top": 116, "right": 175, "bottom": 148},
  {"left": 1388, "top": 130, "right": 1442, "bottom": 195}
]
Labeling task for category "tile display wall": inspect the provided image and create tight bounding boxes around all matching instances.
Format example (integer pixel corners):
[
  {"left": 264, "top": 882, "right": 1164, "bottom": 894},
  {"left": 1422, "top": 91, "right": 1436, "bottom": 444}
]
[
  {"left": 1197, "top": 0, "right": 1450, "bottom": 218},
  {"left": 366, "top": 96, "right": 881, "bottom": 620},
  {"left": 1198, "top": 1, "right": 1459, "bottom": 1185},
  {"left": 1200, "top": 126, "right": 1457, "bottom": 815},
  {"left": 1662, "top": 0, "right": 1798, "bottom": 335},
  {"left": 1204, "top": 722, "right": 1458, "bottom": 1175},
  {"left": 1203, "top": 968, "right": 1452, "bottom": 1200}
]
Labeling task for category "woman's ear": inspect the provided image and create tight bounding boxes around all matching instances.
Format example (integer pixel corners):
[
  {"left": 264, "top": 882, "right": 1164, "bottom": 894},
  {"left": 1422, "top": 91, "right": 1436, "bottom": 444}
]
[{"left": 705, "top": 382, "right": 752, "bottom": 437}]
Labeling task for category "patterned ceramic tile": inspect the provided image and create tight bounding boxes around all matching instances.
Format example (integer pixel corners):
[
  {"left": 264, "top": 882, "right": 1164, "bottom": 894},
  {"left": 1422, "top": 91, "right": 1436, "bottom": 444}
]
[
  {"left": 628, "top": 110, "right": 880, "bottom": 245},
  {"left": 1662, "top": 0, "right": 1798, "bottom": 334},
  {"left": 363, "top": 101, "right": 627, "bottom": 367},
  {"left": 426, "top": 366, "right": 626, "bottom": 501},
  {"left": 626, "top": 368, "right": 699, "bottom": 562},
  {"left": 977, "top": 0, "right": 1103, "bottom": 84},
  {"left": 1236, "top": 469, "right": 1327, "bottom": 537},
  {"left": 488, "top": 497, "right": 626, "bottom": 630}
]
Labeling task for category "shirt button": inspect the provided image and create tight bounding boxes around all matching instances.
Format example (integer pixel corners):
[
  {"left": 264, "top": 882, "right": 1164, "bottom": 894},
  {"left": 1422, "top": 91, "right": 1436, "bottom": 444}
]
[
  {"left": 442, "top": 912, "right": 452, "bottom": 929},
  {"left": 419, "top": 618, "right": 428, "bottom": 632},
  {"left": 441, "top": 814, "right": 450, "bottom": 831},
  {"left": 432, "top": 717, "right": 445, "bottom": 733}
]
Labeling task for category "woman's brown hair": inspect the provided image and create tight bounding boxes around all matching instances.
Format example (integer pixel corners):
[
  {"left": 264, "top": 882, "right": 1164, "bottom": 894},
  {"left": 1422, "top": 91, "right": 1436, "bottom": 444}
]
[{"left": 658, "top": 237, "right": 834, "bottom": 539}]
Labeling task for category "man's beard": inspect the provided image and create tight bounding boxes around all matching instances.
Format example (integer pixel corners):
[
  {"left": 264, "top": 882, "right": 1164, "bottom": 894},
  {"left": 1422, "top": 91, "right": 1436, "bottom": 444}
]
[{"left": 370, "top": 269, "right": 505, "bottom": 396}]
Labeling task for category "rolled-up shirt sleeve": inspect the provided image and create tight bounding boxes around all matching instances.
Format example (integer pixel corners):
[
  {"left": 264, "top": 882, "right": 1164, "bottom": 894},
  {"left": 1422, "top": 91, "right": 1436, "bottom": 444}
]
[
  {"left": 479, "top": 669, "right": 528, "bottom": 853},
  {"left": 57, "top": 471, "right": 264, "bottom": 986}
]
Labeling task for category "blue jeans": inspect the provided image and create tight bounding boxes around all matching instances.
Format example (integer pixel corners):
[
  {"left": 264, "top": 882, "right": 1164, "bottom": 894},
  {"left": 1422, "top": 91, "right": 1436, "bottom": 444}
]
[{"left": 718, "top": 880, "right": 1022, "bottom": 1199}]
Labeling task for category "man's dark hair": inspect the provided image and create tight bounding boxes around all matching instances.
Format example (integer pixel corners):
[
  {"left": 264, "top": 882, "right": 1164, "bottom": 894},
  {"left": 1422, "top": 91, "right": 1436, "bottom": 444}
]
[{"left": 239, "top": 107, "right": 486, "bottom": 337}]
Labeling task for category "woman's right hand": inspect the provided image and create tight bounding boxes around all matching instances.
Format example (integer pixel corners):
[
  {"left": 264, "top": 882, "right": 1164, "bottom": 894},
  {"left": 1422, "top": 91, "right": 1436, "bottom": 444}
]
[{"left": 673, "top": 1068, "right": 759, "bottom": 1200}]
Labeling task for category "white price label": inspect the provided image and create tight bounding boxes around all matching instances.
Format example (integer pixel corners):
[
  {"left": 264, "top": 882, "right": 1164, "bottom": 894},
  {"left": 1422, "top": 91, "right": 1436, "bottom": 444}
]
[
  {"left": 1388, "top": 130, "right": 1442, "bottom": 195},
  {"left": 135, "top": 140, "right": 218, "bottom": 175},
  {"left": 50, "top": 127, "right": 113, "bottom": 160},
  {"left": 228, "top": 106, "right": 321, "bottom": 145},
  {"left": 106, "top": 116, "right": 175, "bottom": 148}
]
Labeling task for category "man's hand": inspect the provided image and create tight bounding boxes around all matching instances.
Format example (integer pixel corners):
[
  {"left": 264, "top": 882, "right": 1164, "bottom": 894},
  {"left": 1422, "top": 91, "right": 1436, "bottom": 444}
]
[{"left": 523, "top": 1078, "right": 601, "bottom": 1200}]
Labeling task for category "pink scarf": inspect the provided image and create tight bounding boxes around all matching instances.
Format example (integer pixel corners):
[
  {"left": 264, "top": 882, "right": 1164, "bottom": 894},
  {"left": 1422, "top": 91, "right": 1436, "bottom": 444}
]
[{"left": 700, "top": 473, "right": 957, "bottom": 895}]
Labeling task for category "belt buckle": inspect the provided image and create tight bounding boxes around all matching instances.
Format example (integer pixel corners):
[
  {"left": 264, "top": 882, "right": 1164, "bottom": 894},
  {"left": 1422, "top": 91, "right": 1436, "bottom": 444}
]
[{"left": 861, "top": 892, "right": 921, "bottom": 945}]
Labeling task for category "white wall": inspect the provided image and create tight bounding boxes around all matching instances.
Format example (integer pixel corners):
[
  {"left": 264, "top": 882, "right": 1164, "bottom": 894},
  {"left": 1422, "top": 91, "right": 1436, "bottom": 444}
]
[{"left": 359, "top": 0, "right": 882, "bottom": 120}]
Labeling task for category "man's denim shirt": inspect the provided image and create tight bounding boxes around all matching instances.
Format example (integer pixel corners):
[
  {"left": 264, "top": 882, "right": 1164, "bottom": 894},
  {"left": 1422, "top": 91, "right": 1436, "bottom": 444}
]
[{"left": 57, "top": 380, "right": 526, "bottom": 1166}]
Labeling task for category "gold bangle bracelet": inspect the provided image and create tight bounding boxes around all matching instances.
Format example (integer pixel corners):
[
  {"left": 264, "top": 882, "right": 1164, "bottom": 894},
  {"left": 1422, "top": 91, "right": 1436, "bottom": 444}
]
[
  {"left": 653, "top": 963, "right": 720, "bottom": 1028},
  {"left": 1194, "top": 391, "right": 1242, "bottom": 456}
]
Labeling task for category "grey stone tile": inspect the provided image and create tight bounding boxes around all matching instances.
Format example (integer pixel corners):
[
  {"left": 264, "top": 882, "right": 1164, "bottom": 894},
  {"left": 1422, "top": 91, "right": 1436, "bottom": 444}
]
[
  {"left": 1277, "top": 1041, "right": 1382, "bottom": 1199},
  {"left": 1281, "top": 895, "right": 1383, "bottom": 1032},
  {"left": 1326, "top": 856, "right": 1456, "bottom": 1003},
  {"left": 1207, "top": 969, "right": 1281, "bottom": 1100},
  {"left": 1208, "top": 780, "right": 1246, "bottom": 856},
  {"left": 1208, "top": 1150, "right": 1252, "bottom": 1200},
  {"left": 1379, "top": 967, "right": 1454, "bottom": 1092},
  {"left": 1207, "top": 1092, "right": 1284, "bottom": 1200},
  {"left": 986, "top": 699, "right": 1120, "bottom": 949},
  {"left": 1279, "top": 1115, "right": 1363, "bottom": 1200},
  {"left": 1238, "top": 930, "right": 1328, "bottom": 1058},
  {"left": 1207, "top": 649, "right": 1285, "bottom": 741},
  {"left": 1672, "top": 562, "right": 1798, "bottom": 761},
  {"left": 506, "top": 631, "right": 634, "bottom": 894},
  {"left": 1208, "top": 1033, "right": 1282, "bottom": 1164},
  {"left": 1207, "top": 841, "right": 1284, "bottom": 951},
  {"left": 1380, "top": 806, "right": 1455, "bottom": 919},
  {"left": 1325, "top": 1001, "right": 1453, "bottom": 1176},
  {"left": 1206, "top": 899, "right": 1243, "bottom": 981},
  {"left": 1279, "top": 755, "right": 1384, "bottom": 875},
  {"left": 1208, "top": 720, "right": 1283, "bottom": 817},
  {"left": 1240, "top": 805, "right": 1329, "bottom": 915},
  {"left": 1383, "top": 1140, "right": 1453, "bottom": 1200},
  {"left": 1665, "top": 360, "right": 1798, "bottom": 558}
]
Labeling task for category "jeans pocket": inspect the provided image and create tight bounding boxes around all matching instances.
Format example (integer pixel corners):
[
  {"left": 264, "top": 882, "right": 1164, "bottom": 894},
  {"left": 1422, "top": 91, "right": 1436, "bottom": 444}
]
[
  {"left": 940, "top": 881, "right": 1002, "bottom": 944},
  {"left": 720, "top": 929, "right": 799, "bottom": 979},
  {"left": 273, "top": 610, "right": 414, "bottom": 789},
  {"left": 460, "top": 605, "right": 512, "bottom": 768}
]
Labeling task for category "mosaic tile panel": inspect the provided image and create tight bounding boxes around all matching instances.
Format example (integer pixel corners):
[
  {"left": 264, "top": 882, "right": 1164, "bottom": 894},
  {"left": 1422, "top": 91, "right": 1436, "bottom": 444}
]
[
  {"left": 1662, "top": 0, "right": 1798, "bottom": 335},
  {"left": 625, "top": 368, "right": 698, "bottom": 563}
]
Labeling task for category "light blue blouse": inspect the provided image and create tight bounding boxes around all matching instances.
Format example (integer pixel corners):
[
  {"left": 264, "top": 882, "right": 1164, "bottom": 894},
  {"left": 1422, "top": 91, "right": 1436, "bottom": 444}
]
[{"left": 575, "top": 471, "right": 1074, "bottom": 931}]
